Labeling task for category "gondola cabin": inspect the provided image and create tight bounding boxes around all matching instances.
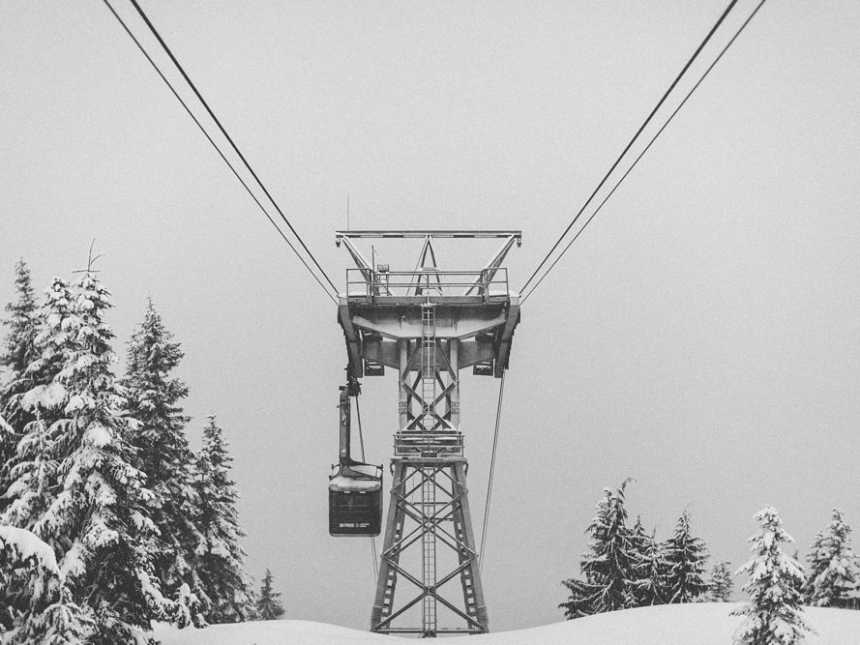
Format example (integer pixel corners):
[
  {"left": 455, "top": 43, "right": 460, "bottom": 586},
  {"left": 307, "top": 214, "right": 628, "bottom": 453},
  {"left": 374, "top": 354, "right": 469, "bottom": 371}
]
[{"left": 329, "top": 463, "right": 383, "bottom": 536}]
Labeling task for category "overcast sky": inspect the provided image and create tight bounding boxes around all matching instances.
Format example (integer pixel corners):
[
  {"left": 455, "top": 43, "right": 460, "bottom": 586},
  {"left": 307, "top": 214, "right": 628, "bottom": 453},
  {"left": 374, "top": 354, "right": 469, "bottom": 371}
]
[{"left": 2, "top": 0, "right": 859, "bottom": 633}]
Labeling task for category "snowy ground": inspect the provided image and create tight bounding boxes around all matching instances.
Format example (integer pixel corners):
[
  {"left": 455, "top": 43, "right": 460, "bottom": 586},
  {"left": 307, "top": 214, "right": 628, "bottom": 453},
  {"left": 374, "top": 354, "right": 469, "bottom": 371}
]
[{"left": 153, "top": 603, "right": 860, "bottom": 644}]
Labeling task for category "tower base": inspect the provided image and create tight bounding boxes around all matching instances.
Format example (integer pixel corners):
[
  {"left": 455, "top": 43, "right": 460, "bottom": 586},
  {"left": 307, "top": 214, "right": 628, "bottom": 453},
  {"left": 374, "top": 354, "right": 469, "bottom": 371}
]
[{"left": 370, "top": 458, "right": 488, "bottom": 636}]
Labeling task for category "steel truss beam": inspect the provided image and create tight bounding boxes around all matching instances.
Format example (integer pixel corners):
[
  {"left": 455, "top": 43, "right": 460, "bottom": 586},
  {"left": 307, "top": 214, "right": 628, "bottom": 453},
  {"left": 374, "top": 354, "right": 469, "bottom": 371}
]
[{"left": 371, "top": 460, "right": 487, "bottom": 635}]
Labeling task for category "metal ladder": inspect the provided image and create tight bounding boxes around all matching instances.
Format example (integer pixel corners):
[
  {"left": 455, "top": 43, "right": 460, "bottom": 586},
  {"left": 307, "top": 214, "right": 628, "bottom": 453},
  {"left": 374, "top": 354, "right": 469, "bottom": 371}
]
[
  {"left": 422, "top": 469, "right": 437, "bottom": 634},
  {"left": 419, "top": 305, "right": 438, "bottom": 634},
  {"left": 420, "top": 304, "right": 436, "bottom": 427}
]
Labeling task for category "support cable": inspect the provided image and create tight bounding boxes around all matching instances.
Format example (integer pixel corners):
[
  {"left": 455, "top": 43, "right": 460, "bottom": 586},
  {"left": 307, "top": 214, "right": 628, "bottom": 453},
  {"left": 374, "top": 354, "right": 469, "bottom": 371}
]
[
  {"left": 128, "top": 0, "right": 338, "bottom": 296},
  {"left": 479, "top": 372, "right": 505, "bottom": 574},
  {"left": 519, "top": 0, "right": 739, "bottom": 296},
  {"left": 521, "top": 0, "right": 767, "bottom": 304},
  {"left": 354, "top": 395, "right": 379, "bottom": 581},
  {"left": 124, "top": 0, "right": 339, "bottom": 297},
  {"left": 102, "top": 0, "right": 337, "bottom": 304}
]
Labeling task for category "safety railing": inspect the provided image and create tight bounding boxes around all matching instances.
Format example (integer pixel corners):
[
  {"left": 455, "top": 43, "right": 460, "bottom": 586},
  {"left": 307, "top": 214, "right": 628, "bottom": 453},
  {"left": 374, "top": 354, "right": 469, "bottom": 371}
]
[
  {"left": 345, "top": 268, "right": 509, "bottom": 301},
  {"left": 394, "top": 431, "right": 464, "bottom": 458}
]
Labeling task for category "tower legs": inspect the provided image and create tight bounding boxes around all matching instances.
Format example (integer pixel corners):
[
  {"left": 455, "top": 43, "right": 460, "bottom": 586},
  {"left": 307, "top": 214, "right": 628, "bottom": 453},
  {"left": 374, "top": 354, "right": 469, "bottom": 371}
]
[{"left": 370, "top": 459, "right": 488, "bottom": 636}]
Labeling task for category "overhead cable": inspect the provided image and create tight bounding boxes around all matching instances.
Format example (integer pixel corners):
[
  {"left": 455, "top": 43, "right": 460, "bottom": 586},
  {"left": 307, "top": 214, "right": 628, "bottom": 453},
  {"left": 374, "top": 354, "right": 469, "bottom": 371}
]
[
  {"left": 519, "top": 0, "right": 739, "bottom": 296},
  {"left": 479, "top": 372, "right": 506, "bottom": 573},
  {"left": 521, "top": 0, "right": 768, "bottom": 304},
  {"left": 354, "top": 394, "right": 379, "bottom": 581},
  {"left": 102, "top": 0, "right": 337, "bottom": 304},
  {"left": 128, "top": 0, "right": 339, "bottom": 296}
]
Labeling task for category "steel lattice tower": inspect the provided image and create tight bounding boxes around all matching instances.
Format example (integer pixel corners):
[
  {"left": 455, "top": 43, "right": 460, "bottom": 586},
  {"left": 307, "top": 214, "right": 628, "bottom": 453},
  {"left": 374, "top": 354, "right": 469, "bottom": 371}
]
[{"left": 336, "top": 230, "right": 521, "bottom": 636}]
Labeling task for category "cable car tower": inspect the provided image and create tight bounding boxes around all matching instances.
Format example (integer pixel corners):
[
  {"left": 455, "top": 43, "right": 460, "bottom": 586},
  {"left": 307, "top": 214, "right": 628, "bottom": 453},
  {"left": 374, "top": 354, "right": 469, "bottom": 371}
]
[{"left": 331, "top": 230, "right": 521, "bottom": 636}]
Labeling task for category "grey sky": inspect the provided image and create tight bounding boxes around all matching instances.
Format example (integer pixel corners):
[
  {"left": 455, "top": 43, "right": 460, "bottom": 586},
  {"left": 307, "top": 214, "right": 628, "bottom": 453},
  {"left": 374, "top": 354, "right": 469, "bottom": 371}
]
[{"left": 2, "top": 0, "right": 859, "bottom": 632}]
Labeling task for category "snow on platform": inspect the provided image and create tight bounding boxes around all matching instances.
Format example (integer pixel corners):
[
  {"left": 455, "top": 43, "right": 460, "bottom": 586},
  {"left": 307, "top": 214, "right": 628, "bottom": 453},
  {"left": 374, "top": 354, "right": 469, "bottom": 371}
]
[{"left": 153, "top": 603, "right": 860, "bottom": 645}]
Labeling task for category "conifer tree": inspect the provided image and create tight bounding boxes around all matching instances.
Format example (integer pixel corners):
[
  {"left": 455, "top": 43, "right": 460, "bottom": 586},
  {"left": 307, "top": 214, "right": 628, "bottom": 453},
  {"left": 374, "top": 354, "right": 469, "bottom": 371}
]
[
  {"left": 663, "top": 510, "right": 710, "bottom": 603},
  {"left": 804, "top": 509, "right": 860, "bottom": 608},
  {"left": 124, "top": 299, "right": 206, "bottom": 626},
  {"left": 560, "top": 480, "right": 637, "bottom": 618},
  {"left": 256, "top": 568, "right": 286, "bottom": 620},
  {"left": 2, "top": 271, "right": 172, "bottom": 641},
  {"left": 709, "top": 561, "right": 734, "bottom": 602},
  {"left": 194, "top": 415, "right": 252, "bottom": 623},
  {"left": 2, "top": 277, "right": 76, "bottom": 527},
  {"left": 0, "top": 525, "right": 94, "bottom": 643},
  {"left": 1, "top": 259, "right": 39, "bottom": 395},
  {"left": 632, "top": 523, "right": 669, "bottom": 606},
  {"left": 0, "top": 260, "right": 40, "bottom": 501},
  {"left": 733, "top": 506, "right": 809, "bottom": 645}
]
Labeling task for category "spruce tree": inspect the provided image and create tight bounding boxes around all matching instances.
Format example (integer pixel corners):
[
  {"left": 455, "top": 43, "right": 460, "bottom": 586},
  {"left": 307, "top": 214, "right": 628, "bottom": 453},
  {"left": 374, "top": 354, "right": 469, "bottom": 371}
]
[
  {"left": 123, "top": 299, "right": 206, "bottom": 626},
  {"left": 1, "top": 259, "right": 39, "bottom": 400},
  {"left": 663, "top": 510, "right": 710, "bottom": 603},
  {"left": 256, "top": 568, "right": 286, "bottom": 620},
  {"left": 0, "top": 525, "right": 95, "bottom": 643},
  {"left": 560, "top": 480, "right": 637, "bottom": 618},
  {"left": 194, "top": 415, "right": 251, "bottom": 623},
  {"left": 2, "top": 277, "right": 76, "bottom": 527},
  {"left": 0, "top": 260, "right": 40, "bottom": 502},
  {"left": 2, "top": 271, "right": 172, "bottom": 641},
  {"left": 632, "top": 524, "right": 669, "bottom": 606},
  {"left": 709, "top": 561, "right": 733, "bottom": 601},
  {"left": 733, "top": 506, "right": 809, "bottom": 645},
  {"left": 804, "top": 508, "right": 860, "bottom": 608}
]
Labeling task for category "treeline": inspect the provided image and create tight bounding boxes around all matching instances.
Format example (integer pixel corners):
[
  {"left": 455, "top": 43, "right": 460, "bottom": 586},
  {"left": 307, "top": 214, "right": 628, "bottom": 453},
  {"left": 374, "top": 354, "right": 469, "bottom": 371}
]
[
  {"left": 559, "top": 479, "right": 723, "bottom": 619},
  {"left": 561, "top": 481, "right": 859, "bottom": 643},
  {"left": 0, "top": 259, "right": 257, "bottom": 642}
]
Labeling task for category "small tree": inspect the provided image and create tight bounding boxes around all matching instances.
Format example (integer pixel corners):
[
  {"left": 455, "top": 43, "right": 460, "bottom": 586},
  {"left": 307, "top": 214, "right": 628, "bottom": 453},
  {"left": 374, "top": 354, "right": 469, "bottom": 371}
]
[
  {"left": 633, "top": 525, "right": 669, "bottom": 606},
  {"left": 560, "top": 479, "right": 638, "bottom": 618},
  {"left": 709, "top": 561, "right": 734, "bottom": 602},
  {"left": 256, "top": 569, "right": 286, "bottom": 620},
  {"left": 804, "top": 509, "right": 860, "bottom": 608},
  {"left": 733, "top": 506, "right": 809, "bottom": 645},
  {"left": 0, "top": 260, "right": 41, "bottom": 506},
  {"left": 194, "top": 416, "right": 252, "bottom": 623},
  {"left": 663, "top": 510, "right": 710, "bottom": 603}
]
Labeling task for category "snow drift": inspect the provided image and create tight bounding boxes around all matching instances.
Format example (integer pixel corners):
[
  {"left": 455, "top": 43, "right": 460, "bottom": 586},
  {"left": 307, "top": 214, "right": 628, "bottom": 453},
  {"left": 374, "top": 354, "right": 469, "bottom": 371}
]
[{"left": 153, "top": 603, "right": 860, "bottom": 644}]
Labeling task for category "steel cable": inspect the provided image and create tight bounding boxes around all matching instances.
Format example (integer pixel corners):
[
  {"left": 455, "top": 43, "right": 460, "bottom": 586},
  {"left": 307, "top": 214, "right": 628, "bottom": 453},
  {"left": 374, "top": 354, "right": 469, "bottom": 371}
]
[
  {"left": 127, "top": 0, "right": 339, "bottom": 297},
  {"left": 479, "top": 371, "right": 506, "bottom": 573},
  {"left": 519, "top": 0, "right": 739, "bottom": 296},
  {"left": 102, "top": 0, "right": 337, "bottom": 304},
  {"left": 522, "top": 0, "right": 768, "bottom": 304}
]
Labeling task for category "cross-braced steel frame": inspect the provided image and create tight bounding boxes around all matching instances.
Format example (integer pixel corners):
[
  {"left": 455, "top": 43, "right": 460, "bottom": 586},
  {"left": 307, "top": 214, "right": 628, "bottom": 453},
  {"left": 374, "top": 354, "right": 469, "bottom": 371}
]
[
  {"left": 370, "top": 335, "right": 487, "bottom": 635},
  {"left": 335, "top": 230, "right": 521, "bottom": 637}
]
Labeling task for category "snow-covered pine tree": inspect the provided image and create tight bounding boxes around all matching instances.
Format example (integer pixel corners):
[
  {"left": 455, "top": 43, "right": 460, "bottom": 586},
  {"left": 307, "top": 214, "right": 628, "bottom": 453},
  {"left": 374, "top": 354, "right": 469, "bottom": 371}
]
[
  {"left": 733, "top": 506, "right": 810, "bottom": 645},
  {"left": 709, "top": 561, "right": 734, "bottom": 602},
  {"left": 804, "top": 508, "right": 860, "bottom": 608},
  {"left": 631, "top": 521, "right": 669, "bottom": 607},
  {"left": 3, "top": 271, "right": 173, "bottom": 642},
  {"left": 663, "top": 510, "right": 710, "bottom": 603},
  {"left": 560, "top": 479, "right": 637, "bottom": 618},
  {"left": 0, "top": 260, "right": 41, "bottom": 505},
  {"left": 124, "top": 299, "right": 207, "bottom": 627},
  {"left": 0, "top": 525, "right": 94, "bottom": 643},
  {"left": 1, "top": 259, "right": 40, "bottom": 411},
  {"left": 255, "top": 568, "right": 286, "bottom": 620},
  {"left": 2, "top": 276, "right": 76, "bottom": 530},
  {"left": 194, "top": 415, "right": 252, "bottom": 623}
]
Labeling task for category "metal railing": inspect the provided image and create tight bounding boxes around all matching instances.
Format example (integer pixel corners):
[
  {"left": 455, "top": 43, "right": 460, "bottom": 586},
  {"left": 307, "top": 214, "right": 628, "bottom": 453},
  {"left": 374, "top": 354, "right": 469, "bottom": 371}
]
[
  {"left": 345, "top": 268, "right": 509, "bottom": 300},
  {"left": 394, "top": 431, "right": 464, "bottom": 457}
]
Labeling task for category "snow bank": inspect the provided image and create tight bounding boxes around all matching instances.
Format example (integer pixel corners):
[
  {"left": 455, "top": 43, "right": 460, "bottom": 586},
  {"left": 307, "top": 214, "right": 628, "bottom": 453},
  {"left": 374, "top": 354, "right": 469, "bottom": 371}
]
[{"left": 152, "top": 603, "right": 860, "bottom": 645}]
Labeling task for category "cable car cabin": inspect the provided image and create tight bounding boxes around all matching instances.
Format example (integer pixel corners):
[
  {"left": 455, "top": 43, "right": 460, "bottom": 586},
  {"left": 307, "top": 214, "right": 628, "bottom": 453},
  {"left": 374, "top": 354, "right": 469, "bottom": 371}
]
[{"left": 329, "top": 463, "right": 383, "bottom": 536}]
